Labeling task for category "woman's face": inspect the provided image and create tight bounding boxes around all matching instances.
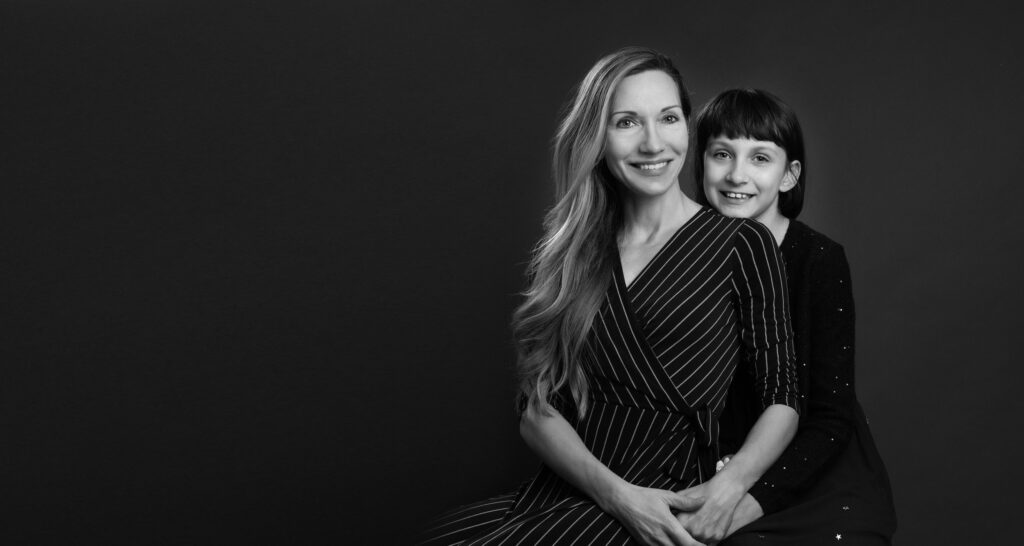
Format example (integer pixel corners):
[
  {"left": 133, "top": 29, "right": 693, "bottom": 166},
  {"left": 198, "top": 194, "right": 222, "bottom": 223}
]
[
  {"left": 702, "top": 135, "right": 799, "bottom": 224},
  {"left": 604, "top": 70, "right": 688, "bottom": 198}
]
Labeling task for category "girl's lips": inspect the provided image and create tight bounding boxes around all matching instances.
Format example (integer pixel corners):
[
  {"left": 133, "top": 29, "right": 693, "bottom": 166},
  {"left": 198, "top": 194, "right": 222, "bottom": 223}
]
[{"left": 721, "top": 191, "right": 753, "bottom": 200}]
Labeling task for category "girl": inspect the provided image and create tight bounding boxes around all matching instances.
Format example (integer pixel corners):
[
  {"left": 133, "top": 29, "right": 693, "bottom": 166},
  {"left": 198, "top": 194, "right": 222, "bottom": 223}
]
[{"left": 694, "top": 89, "right": 897, "bottom": 545}]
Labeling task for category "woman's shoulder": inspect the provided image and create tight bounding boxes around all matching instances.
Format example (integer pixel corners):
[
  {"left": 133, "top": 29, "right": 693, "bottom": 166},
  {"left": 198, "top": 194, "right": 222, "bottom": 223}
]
[{"left": 701, "top": 209, "right": 778, "bottom": 247}]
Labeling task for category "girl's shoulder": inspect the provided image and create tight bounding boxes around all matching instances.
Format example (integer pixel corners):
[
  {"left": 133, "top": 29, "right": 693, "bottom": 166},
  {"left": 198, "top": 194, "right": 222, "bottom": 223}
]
[
  {"left": 784, "top": 220, "right": 844, "bottom": 255},
  {"left": 783, "top": 221, "right": 851, "bottom": 279}
]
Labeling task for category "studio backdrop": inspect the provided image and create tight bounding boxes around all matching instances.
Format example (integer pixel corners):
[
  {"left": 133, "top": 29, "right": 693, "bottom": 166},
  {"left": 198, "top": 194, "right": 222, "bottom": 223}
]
[{"left": 3, "top": 1, "right": 1022, "bottom": 544}]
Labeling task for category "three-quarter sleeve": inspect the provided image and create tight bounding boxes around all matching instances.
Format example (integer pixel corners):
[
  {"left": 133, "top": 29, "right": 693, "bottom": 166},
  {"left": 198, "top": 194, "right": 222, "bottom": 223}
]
[
  {"left": 747, "top": 242, "right": 858, "bottom": 515},
  {"left": 730, "top": 221, "right": 800, "bottom": 412}
]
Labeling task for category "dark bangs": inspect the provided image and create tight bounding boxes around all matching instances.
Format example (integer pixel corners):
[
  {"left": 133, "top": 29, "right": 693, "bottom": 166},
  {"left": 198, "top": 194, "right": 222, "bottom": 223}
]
[{"left": 692, "top": 89, "right": 806, "bottom": 219}]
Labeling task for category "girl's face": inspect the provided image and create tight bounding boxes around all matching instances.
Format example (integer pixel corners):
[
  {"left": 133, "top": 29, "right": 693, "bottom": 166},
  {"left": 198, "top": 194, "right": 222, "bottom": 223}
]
[
  {"left": 702, "top": 135, "right": 800, "bottom": 224},
  {"left": 603, "top": 70, "right": 688, "bottom": 198}
]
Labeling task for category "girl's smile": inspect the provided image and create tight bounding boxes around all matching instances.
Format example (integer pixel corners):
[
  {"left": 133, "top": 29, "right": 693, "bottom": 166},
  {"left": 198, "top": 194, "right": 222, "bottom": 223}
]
[{"left": 702, "top": 135, "right": 800, "bottom": 230}]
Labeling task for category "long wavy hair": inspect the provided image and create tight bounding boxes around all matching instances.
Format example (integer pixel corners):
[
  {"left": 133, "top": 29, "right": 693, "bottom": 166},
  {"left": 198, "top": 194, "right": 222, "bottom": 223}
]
[{"left": 514, "top": 47, "right": 691, "bottom": 417}]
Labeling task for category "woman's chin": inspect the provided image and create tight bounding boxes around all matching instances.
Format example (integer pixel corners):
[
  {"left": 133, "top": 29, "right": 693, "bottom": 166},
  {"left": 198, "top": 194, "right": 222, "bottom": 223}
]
[{"left": 620, "top": 177, "right": 680, "bottom": 199}]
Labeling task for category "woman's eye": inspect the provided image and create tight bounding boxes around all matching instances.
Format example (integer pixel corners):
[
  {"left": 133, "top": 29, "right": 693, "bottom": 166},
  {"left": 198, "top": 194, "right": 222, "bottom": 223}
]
[
  {"left": 615, "top": 118, "right": 637, "bottom": 129},
  {"left": 662, "top": 114, "right": 680, "bottom": 123}
]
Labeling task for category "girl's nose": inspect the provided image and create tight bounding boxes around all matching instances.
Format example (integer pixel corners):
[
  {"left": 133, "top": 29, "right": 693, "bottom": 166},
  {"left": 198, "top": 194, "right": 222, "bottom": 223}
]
[{"left": 726, "top": 164, "right": 749, "bottom": 184}]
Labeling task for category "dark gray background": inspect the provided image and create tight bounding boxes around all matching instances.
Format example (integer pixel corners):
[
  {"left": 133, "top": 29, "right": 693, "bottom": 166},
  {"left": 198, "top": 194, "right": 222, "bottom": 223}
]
[{"left": 3, "top": 1, "right": 1021, "bottom": 544}]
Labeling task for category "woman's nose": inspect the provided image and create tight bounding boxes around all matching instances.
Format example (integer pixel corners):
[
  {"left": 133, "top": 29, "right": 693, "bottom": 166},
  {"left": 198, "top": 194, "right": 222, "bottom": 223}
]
[{"left": 639, "top": 125, "right": 664, "bottom": 154}]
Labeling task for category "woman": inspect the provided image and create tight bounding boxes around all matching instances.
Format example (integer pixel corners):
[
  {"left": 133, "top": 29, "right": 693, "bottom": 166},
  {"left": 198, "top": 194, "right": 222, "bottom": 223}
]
[
  {"left": 421, "top": 49, "right": 800, "bottom": 546},
  {"left": 694, "top": 89, "right": 897, "bottom": 544}
]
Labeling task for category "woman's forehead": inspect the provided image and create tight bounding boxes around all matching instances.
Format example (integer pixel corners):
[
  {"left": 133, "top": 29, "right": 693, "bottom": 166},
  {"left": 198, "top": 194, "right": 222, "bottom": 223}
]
[{"left": 609, "top": 70, "right": 681, "bottom": 111}]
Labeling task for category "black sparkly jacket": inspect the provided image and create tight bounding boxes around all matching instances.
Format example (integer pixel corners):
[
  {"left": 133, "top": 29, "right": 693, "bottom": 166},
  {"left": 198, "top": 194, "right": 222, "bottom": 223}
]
[{"left": 719, "top": 221, "right": 897, "bottom": 528}]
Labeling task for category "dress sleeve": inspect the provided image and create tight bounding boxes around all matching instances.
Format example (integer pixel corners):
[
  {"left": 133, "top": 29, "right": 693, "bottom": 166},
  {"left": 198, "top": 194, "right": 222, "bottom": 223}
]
[
  {"left": 747, "top": 243, "right": 858, "bottom": 515},
  {"left": 730, "top": 221, "right": 799, "bottom": 412}
]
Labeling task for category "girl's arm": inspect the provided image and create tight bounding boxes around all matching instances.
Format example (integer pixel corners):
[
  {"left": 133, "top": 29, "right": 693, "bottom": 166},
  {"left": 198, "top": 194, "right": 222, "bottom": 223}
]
[{"left": 520, "top": 404, "right": 706, "bottom": 546}]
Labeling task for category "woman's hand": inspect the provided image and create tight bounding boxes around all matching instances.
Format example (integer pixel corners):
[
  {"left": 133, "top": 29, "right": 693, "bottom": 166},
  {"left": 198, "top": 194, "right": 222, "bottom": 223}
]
[
  {"left": 604, "top": 484, "right": 706, "bottom": 546},
  {"left": 519, "top": 405, "right": 704, "bottom": 544},
  {"left": 674, "top": 474, "right": 746, "bottom": 544}
]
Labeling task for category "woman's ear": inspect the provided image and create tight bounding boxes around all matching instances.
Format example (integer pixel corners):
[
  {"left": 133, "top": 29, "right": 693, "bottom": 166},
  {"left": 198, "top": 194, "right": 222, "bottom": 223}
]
[{"left": 780, "top": 160, "right": 802, "bottom": 193}]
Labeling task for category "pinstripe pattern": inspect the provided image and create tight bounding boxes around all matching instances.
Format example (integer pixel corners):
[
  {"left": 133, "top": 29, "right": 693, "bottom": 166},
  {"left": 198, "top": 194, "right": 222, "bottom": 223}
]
[{"left": 422, "top": 209, "right": 798, "bottom": 545}]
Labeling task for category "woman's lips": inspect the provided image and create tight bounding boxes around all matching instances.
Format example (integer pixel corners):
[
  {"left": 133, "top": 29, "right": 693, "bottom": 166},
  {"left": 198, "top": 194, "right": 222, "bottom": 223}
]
[{"left": 630, "top": 160, "right": 671, "bottom": 175}]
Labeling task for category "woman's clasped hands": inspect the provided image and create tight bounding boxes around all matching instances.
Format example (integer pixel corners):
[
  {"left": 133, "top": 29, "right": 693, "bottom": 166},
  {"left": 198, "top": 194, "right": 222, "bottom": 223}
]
[
  {"left": 673, "top": 472, "right": 751, "bottom": 545},
  {"left": 604, "top": 483, "right": 707, "bottom": 546}
]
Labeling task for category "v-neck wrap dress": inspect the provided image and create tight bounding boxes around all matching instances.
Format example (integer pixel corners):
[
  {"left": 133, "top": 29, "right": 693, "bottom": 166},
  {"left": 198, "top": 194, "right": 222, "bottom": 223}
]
[{"left": 422, "top": 208, "right": 800, "bottom": 546}]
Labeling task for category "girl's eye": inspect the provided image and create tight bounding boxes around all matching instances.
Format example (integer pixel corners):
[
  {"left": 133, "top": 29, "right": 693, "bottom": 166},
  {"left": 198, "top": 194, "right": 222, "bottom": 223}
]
[
  {"left": 615, "top": 118, "right": 637, "bottom": 129},
  {"left": 711, "top": 150, "right": 731, "bottom": 160},
  {"left": 752, "top": 154, "right": 771, "bottom": 163}
]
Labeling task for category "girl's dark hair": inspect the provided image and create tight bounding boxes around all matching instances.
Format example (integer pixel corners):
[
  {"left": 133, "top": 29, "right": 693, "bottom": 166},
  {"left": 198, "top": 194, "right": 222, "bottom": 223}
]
[{"left": 692, "top": 88, "right": 806, "bottom": 218}]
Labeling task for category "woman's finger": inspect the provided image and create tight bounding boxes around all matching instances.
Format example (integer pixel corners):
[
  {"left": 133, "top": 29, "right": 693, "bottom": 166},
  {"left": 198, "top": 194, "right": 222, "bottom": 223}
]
[
  {"left": 666, "top": 493, "right": 704, "bottom": 513},
  {"left": 666, "top": 518, "right": 706, "bottom": 546}
]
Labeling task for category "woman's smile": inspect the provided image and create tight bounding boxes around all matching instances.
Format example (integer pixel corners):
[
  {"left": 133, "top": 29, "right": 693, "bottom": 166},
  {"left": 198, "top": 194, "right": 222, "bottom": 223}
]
[{"left": 631, "top": 159, "right": 673, "bottom": 175}]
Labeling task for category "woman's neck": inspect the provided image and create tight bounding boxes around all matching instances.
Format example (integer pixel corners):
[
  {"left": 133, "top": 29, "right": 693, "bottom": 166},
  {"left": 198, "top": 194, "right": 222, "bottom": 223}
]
[{"left": 619, "top": 187, "right": 698, "bottom": 243}]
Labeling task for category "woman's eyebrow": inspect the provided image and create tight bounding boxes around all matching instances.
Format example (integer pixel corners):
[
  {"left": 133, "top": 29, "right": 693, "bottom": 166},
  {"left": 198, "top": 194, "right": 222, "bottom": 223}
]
[{"left": 610, "top": 105, "right": 682, "bottom": 116}]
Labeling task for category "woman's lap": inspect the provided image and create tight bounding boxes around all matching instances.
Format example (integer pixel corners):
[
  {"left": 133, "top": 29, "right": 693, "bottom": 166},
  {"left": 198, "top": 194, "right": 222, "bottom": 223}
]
[
  {"left": 419, "top": 492, "right": 518, "bottom": 545},
  {"left": 421, "top": 494, "right": 636, "bottom": 546}
]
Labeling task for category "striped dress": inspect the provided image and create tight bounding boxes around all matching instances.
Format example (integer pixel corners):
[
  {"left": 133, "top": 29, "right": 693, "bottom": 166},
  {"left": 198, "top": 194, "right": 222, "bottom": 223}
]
[{"left": 422, "top": 208, "right": 800, "bottom": 545}]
